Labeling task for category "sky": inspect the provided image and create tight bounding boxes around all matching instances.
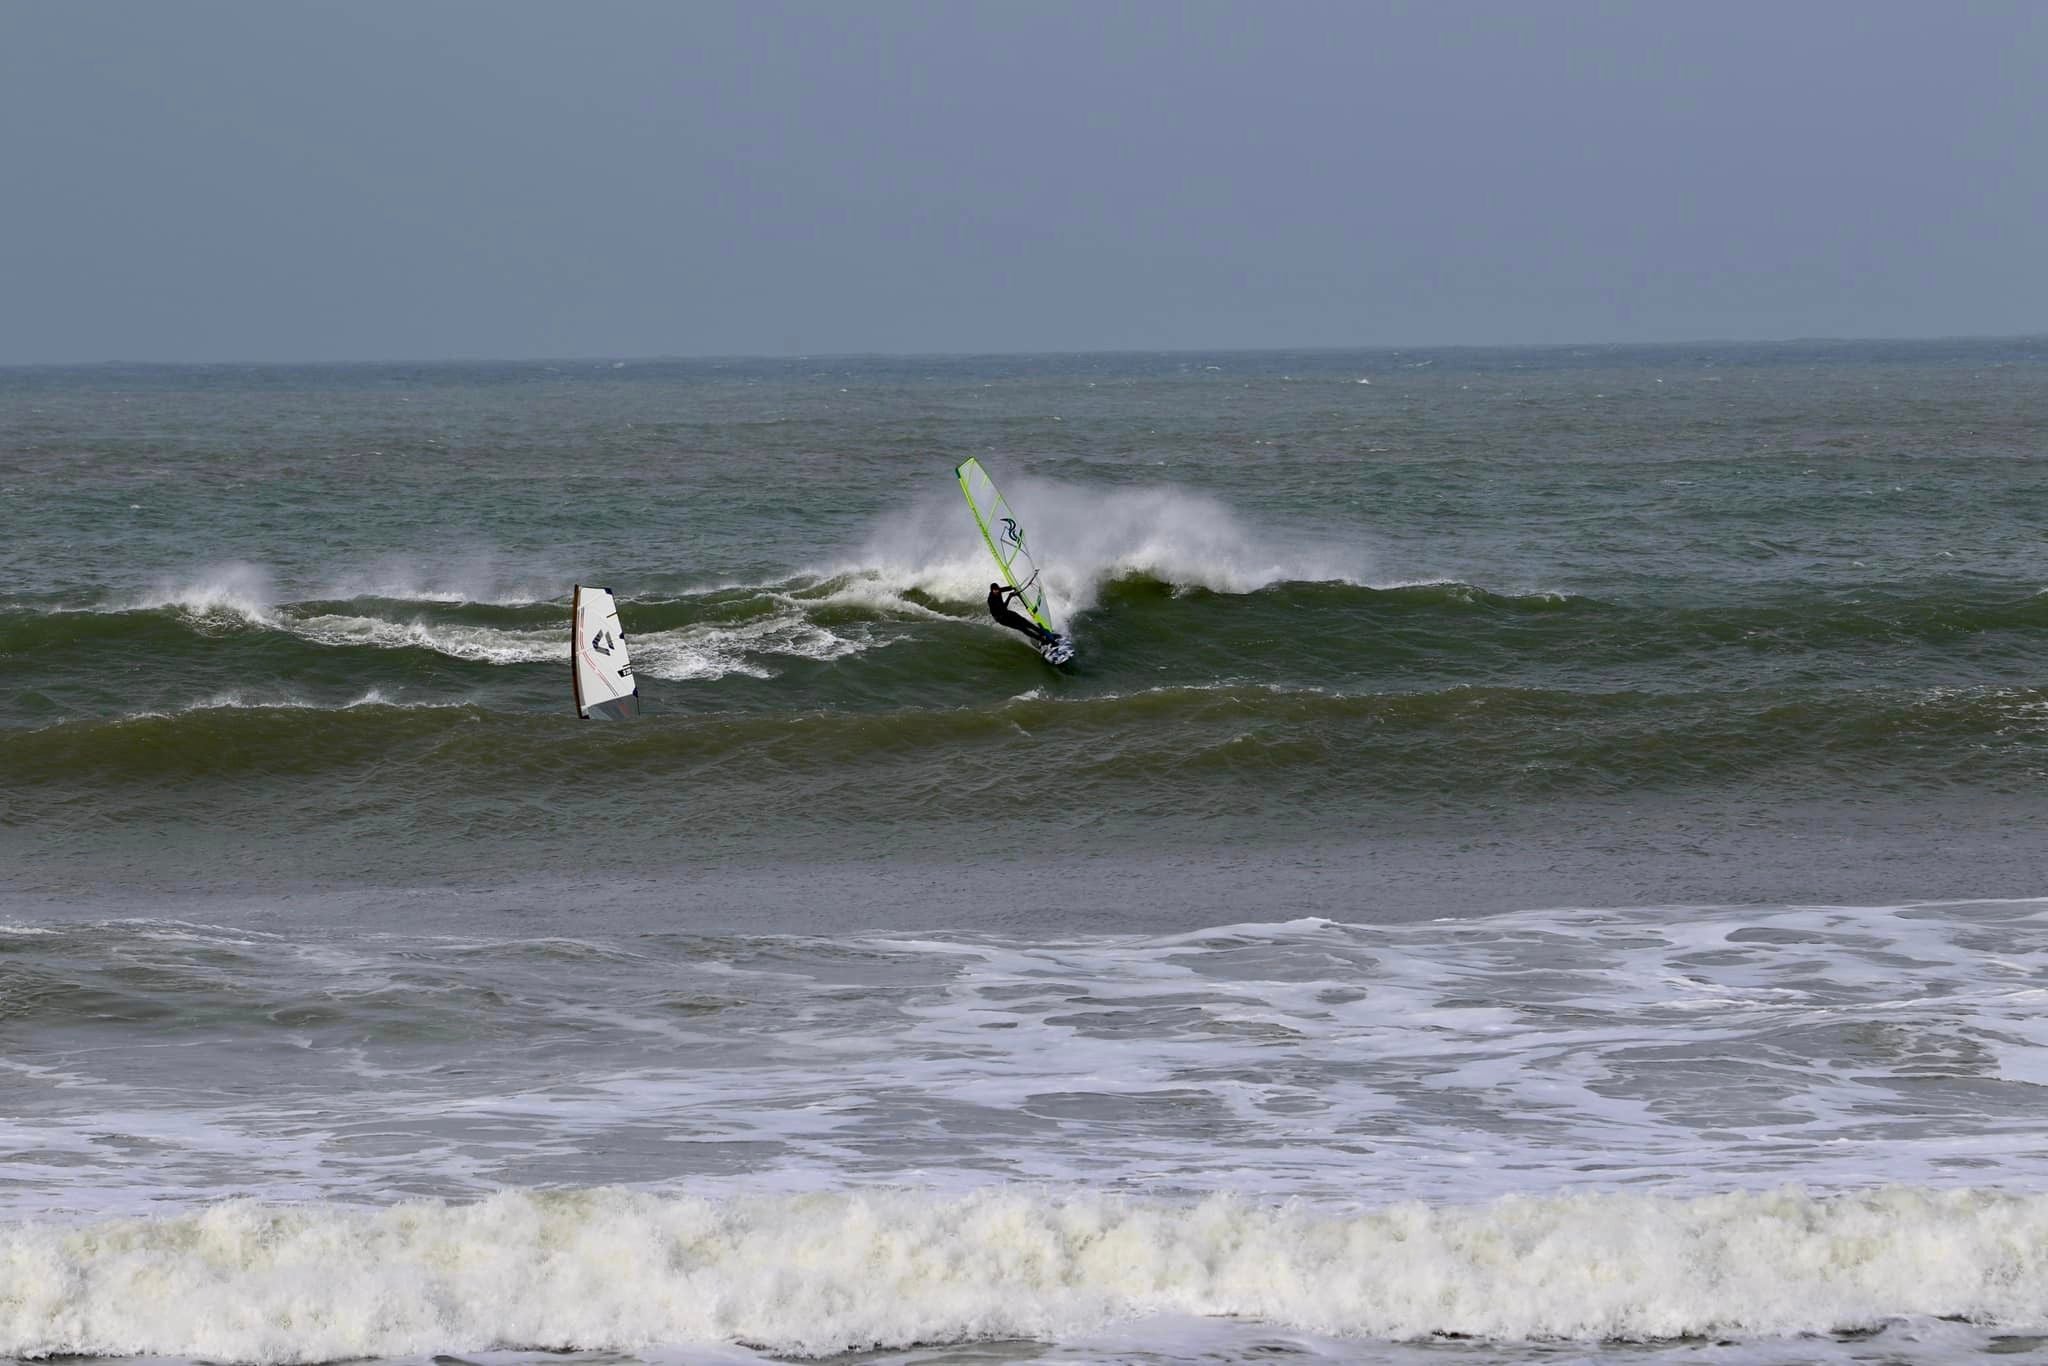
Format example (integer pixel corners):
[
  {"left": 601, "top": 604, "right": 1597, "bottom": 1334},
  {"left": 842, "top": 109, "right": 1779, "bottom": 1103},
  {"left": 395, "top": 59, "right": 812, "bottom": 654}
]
[{"left": 2, "top": 0, "right": 2043, "bottom": 363}]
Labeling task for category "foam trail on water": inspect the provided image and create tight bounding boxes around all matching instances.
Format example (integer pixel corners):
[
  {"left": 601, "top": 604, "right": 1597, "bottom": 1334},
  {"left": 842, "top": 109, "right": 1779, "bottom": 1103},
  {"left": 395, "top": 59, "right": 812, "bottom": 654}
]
[
  {"left": 6, "top": 1186, "right": 2048, "bottom": 1361},
  {"left": 173, "top": 688, "right": 403, "bottom": 713},
  {"left": 292, "top": 614, "right": 564, "bottom": 664},
  {"left": 146, "top": 689, "right": 468, "bottom": 715},
  {"left": 774, "top": 576, "right": 959, "bottom": 621},
  {"left": 629, "top": 614, "right": 873, "bottom": 681},
  {"left": 285, "top": 612, "right": 878, "bottom": 680}
]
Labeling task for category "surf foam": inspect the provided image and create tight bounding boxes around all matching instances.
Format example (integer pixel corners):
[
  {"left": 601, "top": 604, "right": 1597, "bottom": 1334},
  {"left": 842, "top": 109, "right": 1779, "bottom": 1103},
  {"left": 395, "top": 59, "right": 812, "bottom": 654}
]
[
  {"left": 291, "top": 613, "right": 564, "bottom": 665},
  {"left": 6, "top": 1186, "right": 2048, "bottom": 1361},
  {"left": 629, "top": 613, "right": 872, "bottom": 681}
]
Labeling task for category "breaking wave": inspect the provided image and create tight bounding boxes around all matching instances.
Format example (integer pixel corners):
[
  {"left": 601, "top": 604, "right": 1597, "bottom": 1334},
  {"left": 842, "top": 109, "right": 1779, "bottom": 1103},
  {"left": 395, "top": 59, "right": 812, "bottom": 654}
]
[
  {"left": 844, "top": 480, "right": 1374, "bottom": 618},
  {"left": 6, "top": 1186, "right": 2048, "bottom": 1361}
]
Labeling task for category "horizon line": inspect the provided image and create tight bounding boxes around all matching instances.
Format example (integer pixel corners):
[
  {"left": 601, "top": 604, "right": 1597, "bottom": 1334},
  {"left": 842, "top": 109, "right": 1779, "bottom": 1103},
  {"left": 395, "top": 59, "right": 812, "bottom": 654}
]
[{"left": 3, "top": 330, "right": 2043, "bottom": 371}]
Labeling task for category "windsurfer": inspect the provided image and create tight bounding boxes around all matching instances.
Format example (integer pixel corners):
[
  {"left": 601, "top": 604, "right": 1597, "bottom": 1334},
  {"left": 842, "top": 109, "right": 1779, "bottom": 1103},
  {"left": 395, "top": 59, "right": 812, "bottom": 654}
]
[{"left": 987, "top": 582, "right": 1057, "bottom": 647}]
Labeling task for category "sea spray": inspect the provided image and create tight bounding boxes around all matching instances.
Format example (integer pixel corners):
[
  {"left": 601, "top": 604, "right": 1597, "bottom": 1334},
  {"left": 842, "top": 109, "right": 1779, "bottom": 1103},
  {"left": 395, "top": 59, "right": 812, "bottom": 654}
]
[{"left": 849, "top": 480, "right": 1372, "bottom": 621}]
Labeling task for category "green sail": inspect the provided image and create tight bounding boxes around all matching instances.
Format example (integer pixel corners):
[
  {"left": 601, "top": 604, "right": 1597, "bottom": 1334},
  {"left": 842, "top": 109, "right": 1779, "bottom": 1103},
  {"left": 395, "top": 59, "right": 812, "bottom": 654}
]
[{"left": 955, "top": 457, "right": 1055, "bottom": 632}]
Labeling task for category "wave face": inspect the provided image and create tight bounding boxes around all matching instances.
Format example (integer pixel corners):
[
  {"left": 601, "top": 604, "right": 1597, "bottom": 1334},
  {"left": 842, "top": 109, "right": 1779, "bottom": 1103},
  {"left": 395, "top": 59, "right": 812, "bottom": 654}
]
[{"left": 5, "top": 566, "right": 2047, "bottom": 883}]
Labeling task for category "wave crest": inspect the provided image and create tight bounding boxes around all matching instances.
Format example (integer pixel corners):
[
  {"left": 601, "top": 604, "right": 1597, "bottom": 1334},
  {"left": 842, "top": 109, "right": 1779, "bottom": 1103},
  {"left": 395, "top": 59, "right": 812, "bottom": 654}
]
[
  {"left": 123, "top": 561, "right": 279, "bottom": 623},
  {"left": 850, "top": 480, "right": 1371, "bottom": 619}
]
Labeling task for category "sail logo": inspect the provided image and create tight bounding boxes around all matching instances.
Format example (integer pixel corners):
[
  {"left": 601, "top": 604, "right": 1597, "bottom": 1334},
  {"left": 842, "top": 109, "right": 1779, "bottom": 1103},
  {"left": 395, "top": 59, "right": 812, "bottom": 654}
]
[
  {"left": 591, "top": 630, "right": 615, "bottom": 656},
  {"left": 999, "top": 517, "right": 1024, "bottom": 549}
]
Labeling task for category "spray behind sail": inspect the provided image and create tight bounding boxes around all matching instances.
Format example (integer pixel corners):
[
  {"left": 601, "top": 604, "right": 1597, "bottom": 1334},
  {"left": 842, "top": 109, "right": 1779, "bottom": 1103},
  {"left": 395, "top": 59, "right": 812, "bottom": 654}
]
[{"left": 571, "top": 585, "right": 639, "bottom": 719}]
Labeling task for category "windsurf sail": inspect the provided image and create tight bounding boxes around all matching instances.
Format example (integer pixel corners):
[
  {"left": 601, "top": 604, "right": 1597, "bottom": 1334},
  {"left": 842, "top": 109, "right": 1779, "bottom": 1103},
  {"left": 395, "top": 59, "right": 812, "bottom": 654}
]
[
  {"left": 571, "top": 585, "right": 639, "bottom": 720},
  {"left": 956, "top": 457, "right": 1056, "bottom": 633}
]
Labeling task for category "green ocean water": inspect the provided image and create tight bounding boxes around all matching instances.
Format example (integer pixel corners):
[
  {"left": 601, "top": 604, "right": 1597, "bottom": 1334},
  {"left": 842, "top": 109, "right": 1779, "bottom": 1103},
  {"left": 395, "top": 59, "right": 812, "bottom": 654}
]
[
  {"left": 2, "top": 339, "right": 2045, "bottom": 897},
  {"left": 7, "top": 339, "right": 2048, "bottom": 1364}
]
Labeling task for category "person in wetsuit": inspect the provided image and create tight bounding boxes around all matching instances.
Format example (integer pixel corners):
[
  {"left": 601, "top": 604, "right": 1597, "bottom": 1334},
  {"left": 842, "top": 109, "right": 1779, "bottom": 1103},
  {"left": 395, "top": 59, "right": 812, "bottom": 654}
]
[{"left": 987, "top": 582, "right": 1056, "bottom": 647}]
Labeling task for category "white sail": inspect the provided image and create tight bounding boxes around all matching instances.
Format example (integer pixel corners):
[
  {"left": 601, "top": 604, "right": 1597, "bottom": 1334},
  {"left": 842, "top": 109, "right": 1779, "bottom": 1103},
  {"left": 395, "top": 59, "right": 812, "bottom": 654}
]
[{"left": 571, "top": 585, "right": 638, "bottom": 719}]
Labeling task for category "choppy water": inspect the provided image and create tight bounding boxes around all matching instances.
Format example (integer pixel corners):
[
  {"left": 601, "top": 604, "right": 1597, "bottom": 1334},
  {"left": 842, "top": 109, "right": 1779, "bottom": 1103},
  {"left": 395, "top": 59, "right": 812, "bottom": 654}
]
[{"left": 2, "top": 340, "right": 2047, "bottom": 1362}]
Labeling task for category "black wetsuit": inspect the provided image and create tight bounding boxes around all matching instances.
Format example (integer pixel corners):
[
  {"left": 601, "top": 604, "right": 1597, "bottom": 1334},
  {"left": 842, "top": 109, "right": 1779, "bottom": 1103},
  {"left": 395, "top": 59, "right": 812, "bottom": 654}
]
[{"left": 988, "top": 585, "right": 1054, "bottom": 645}]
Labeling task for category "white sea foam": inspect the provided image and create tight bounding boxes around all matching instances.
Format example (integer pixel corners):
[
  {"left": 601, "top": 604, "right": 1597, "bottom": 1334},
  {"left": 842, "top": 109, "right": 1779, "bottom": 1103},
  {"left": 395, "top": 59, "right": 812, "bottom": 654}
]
[
  {"left": 177, "top": 688, "right": 467, "bottom": 714},
  {"left": 291, "top": 613, "right": 564, "bottom": 665},
  {"left": 209, "top": 597, "right": 879, "bottom": 679},
  {"left": 12, "top": 900, "right": 2048, "bottom": 1233},
  {"left": 27, "top": 690, "right": 475, "bottom": 732},
  {"left": 5, "top": 1185, "right": 2048, "bottom": 1361},
  {"left": 629, "top": 613, "right": 872, "bottom": 681},
  {"left": 847, "top": 480, "right": 1369, "bottom": 621},
  {"left": 74, "top": 483, "right": 1372, "bottom": 665},
  {"left": 778, "top": 576, "right": 956, "bottom": 620},
  {"left": 121, "top": 561, "right": 280, "bottom": 623}
]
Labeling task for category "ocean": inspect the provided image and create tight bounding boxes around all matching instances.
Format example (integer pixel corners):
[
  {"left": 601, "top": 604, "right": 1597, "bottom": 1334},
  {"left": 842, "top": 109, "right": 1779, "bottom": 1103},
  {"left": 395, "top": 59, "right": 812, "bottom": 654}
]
[{"left": 2, "top": 338, "right": 2046, "bottom": 1362}]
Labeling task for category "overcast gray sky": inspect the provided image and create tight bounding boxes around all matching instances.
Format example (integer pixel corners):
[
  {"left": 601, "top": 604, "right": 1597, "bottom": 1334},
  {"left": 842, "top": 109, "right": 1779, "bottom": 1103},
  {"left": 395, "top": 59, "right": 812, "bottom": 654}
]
[{"left": 2, "top": 1, "right": 2042, "bottom": 363}]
